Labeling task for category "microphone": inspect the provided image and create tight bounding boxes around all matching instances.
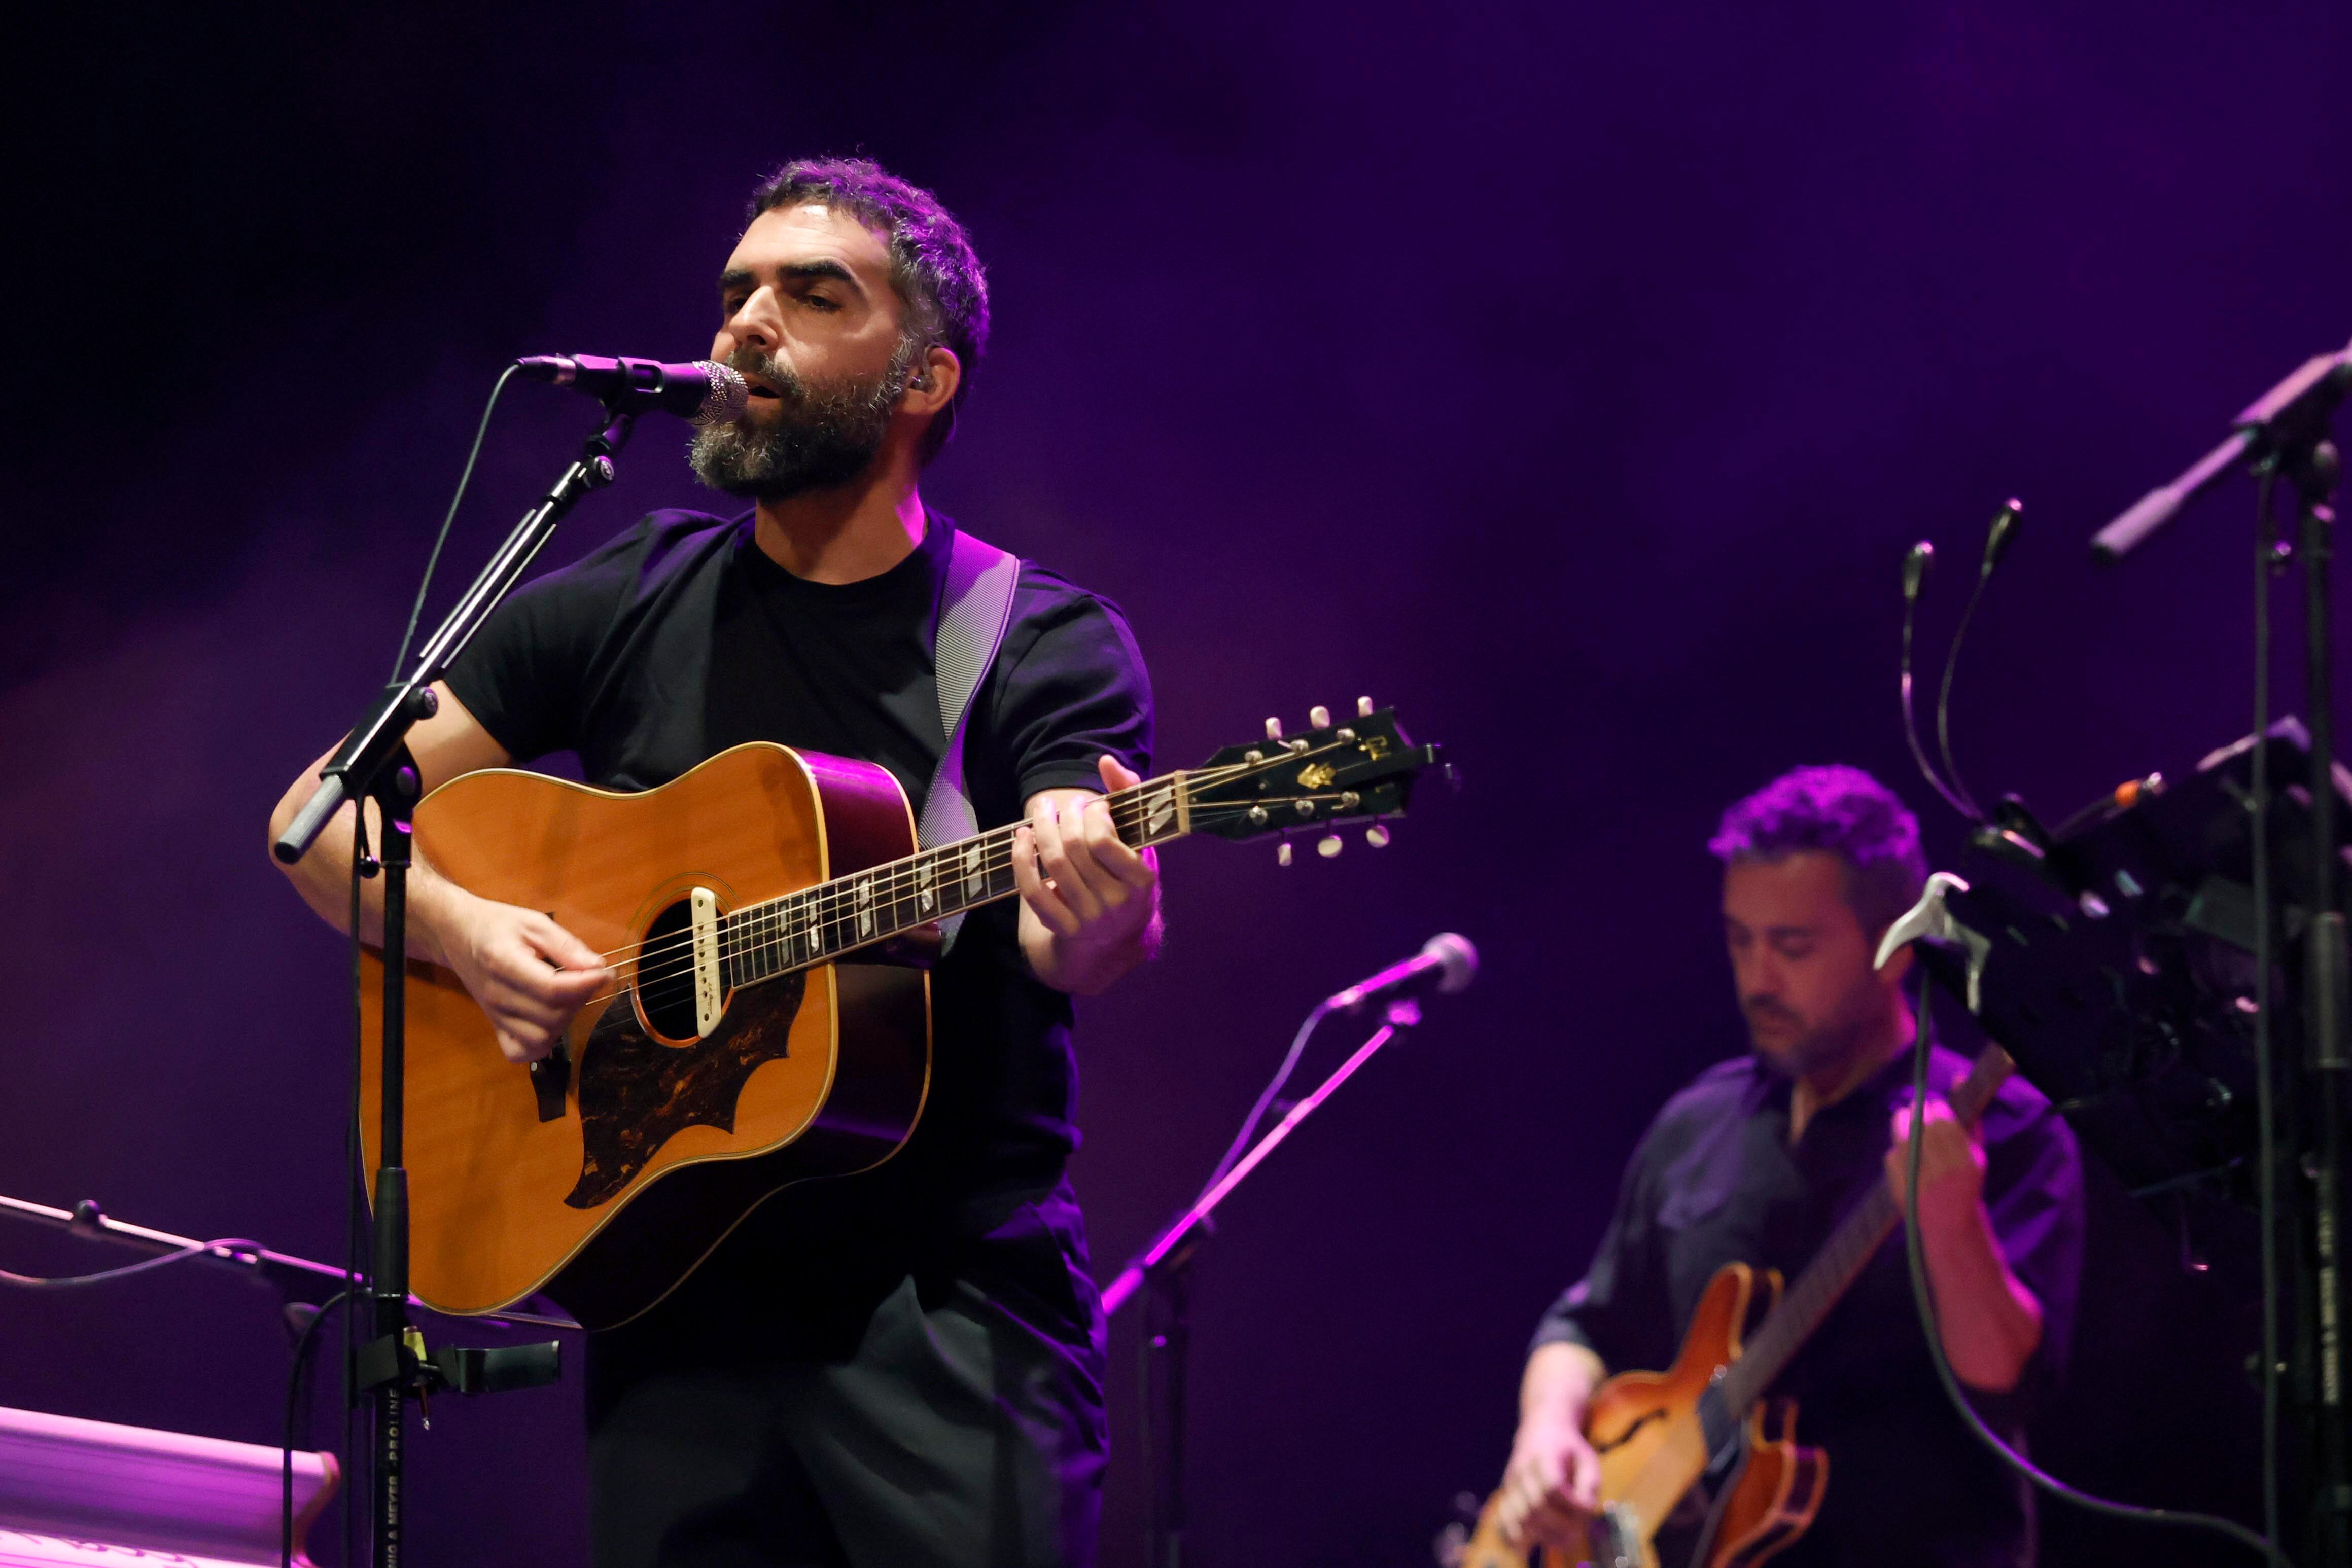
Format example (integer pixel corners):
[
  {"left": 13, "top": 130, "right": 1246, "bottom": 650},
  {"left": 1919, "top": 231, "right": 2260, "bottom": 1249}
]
[
  {"left": 1326, "top": 933, "right": 1478, "bottom": 1014},
  {"left": 1980, "top": 498, "right": 2022, "bottom": 578},
  {"left": 1903, "top": 540, "right": 1935, "bottom": 602},
  {"left": 515, "top": 355, "right": 748, "bottom": 425}
]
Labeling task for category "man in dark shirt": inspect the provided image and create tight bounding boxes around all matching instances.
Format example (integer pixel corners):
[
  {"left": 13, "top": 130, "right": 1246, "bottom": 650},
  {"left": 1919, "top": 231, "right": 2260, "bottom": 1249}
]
[
  {"left": 1494, "top": 766, "right": 2084, "bottom": 1566},
  {"left": 270, "top": 158, "right": 1156, "bottom": 1567}
]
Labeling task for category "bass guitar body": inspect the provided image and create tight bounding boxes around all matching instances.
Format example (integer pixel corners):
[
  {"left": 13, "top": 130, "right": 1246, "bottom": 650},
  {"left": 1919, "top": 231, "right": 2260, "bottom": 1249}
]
[
  {"left": 357, "top": 742, "right": 932, "bottom": 1330},
  {"left": 1461, "top": 1263, "right": 1828, "bottom": 1568}
]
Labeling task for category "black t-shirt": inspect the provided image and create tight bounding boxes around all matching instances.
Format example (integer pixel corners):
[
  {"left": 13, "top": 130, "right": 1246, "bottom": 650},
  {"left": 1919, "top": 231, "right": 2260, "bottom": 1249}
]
[
  {"left": 1532, "top": 1047, "right": 2085, "bottom": 1568},
  {"left": 443, "top": 507, "right": 1151, "bottom": 1359}
]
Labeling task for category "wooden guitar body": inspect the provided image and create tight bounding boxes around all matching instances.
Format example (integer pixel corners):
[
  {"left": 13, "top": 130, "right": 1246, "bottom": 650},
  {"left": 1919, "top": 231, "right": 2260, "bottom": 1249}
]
[
  {"left": 357, "top": 742, "right": 931, "bottom": 1330},
  {"left": 1462, "top": 1262, "right": 1827, "bottom": 1568},
  {"left": 336, "top": 710, "right": 1443, "bottom": 1332}
]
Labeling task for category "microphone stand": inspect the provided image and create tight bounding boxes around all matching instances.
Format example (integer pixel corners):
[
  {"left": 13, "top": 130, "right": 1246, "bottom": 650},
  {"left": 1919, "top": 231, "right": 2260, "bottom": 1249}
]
[
  {"left": 1103, "top": 996, "right": 1428, "bottom": 1568},
  {"left": 2282, "top": 425, "right": 2350, "bottom": 1568},
  {"left": 2090, "top": 351, "right": 2352, "bottom": 1566},
  {"left": 271, "top": 403, "right": 638, "bottom": 1568}
]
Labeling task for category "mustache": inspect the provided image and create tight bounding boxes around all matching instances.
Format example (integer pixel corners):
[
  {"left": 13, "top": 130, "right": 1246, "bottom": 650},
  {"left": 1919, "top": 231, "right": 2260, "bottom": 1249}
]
[
  {"left": 724, "top": 349, "right": 808, "bottom": 404},
  {"left": 1742, "top": 999, "right": 1801, "bottom": 1027}
]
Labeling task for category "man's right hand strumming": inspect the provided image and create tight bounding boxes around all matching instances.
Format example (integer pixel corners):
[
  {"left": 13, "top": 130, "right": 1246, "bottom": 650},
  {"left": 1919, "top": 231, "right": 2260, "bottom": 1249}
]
[
  {"left": 1496, "top": 1340, "right": 1607, "bottom": 1550},
  {"left": 427, "top": 888, "right": 611, "bottom": 1063},
  {"left": 268, "top": 678, "right": 607, "bottom": 1062}
]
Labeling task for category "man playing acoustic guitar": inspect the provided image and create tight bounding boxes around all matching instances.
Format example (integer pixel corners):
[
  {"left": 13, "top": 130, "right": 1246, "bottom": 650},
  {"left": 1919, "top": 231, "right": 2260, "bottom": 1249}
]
[
  {"left": 1495, "top": 766, "right": 2084, "bottom": 1565},
  {"left": 271, "top": 158, "right": 1157, "bottom": 1566}
]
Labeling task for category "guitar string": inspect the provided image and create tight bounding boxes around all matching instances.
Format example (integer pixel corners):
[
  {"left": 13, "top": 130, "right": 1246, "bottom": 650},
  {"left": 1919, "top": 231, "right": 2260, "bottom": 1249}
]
[
  {"left": 574, "top": 792, "right": 1372, "bottom": 1009},
  {"left": 568, "top": 752, "right": 1276, "bottom": 971},
  {"left": 568, "top": 734, "right": 1382, "bottom": 974},
  {"left": 623, "top": 792, "right": 1355, "bottom": 997},
  {"left": 602, "top": 790, "right": 1379, "bottom": 1005},
  {"left": 580, "top": 733, "right": 1372, "bottom": 969},
  {"left": 598, "top": 790, "right": 1174, "bottom": 983},
  {"left": 639, "top": 791, "right": 1353, "bottom": 986},
  {"left": 577, "top": 741, "right": 1360, "bottom": 973}
]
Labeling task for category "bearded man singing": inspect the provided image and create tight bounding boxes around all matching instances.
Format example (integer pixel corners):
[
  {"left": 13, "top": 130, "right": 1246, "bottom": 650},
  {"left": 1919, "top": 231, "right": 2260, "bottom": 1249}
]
[
  {"left": 1493, "top": 766, "right": 2085, "bottom": 1567},
  {"left": 270, "top": 157, "right": 1156, "bottom": 1567}
]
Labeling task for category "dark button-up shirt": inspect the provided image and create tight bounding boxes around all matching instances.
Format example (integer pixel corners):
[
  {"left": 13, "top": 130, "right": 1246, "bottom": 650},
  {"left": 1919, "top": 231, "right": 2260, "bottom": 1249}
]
[{"left": 1534, "top": 1045, "right": 2085, "bottom": 1567}]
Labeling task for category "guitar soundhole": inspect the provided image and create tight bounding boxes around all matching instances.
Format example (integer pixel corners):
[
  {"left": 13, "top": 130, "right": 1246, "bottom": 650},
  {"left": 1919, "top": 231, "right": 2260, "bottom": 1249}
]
[{"left": 635, "top": 898, "right": 705, "bottom": 1041}]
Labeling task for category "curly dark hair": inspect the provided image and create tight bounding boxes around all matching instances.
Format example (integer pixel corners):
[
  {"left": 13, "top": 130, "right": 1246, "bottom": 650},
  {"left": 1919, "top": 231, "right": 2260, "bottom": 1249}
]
[
  {"left": 1708, "top": 764, "right": 1927, "bottom": 938},
  {"left": 748, "top": 156, "right": 989, "bottom": 464}
]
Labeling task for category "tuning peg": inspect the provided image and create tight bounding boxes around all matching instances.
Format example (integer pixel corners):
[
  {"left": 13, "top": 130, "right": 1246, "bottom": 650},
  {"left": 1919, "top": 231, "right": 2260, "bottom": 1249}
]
[
  {"left": 1357, "top": 696, "right": 1374, "bottom": 717},
  {"left": 1309, "top": 705, "right": 1331, "bottom": 729},
  {"left": 1265, "top": 717, "right": 1283, "bottom": 741},
  {"left": 1317, "top": 834, "right": 1343, "bottom": 858},
  {"left": 1277, "top": 841, "right": 1293, "bottom": 867},
  {"left": 1365, "top": 824, "right": 1391, "bottom": 848}
]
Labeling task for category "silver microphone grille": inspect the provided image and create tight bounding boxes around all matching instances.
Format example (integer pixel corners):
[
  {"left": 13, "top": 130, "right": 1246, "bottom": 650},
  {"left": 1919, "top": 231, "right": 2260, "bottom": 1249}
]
[
  {"left": 1423, "top": 932, "right": 1479, "bottom": 994},
  {"left": 692, "top": 362, "right": 750, "bottom": 427}
]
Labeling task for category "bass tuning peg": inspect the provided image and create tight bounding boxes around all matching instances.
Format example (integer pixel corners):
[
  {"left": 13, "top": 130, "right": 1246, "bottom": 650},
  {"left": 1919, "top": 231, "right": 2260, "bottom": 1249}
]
[
  {"left": 1309, "top": 705, "right": 1331, "bottom": 729},
  {"left": 1277, "top": 841, "right": 1293, "bottom": 867},
  {"left": 1265, "top": 717, "right": 1284, "bottom": 741},
  {"left": 1357, "top": 695, "right": 1374, "bottom": 717},
  {"left": 1318, "top": 834, "right": 1343, "bottom": 858},
  {"left": 1366, "top": 825, "right": 1391, "bottom": 848}
]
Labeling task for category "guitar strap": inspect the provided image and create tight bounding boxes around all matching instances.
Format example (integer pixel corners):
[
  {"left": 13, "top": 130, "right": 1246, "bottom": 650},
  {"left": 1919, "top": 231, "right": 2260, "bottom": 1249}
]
[{"left": 918, "top": 525, "right": 1023, "bottom": 952}]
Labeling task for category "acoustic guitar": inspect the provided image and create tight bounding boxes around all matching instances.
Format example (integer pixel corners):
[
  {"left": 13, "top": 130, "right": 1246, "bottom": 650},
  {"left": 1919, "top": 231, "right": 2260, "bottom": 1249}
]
[
  {"left": 1459, "top": 1044, "right": 2015, "bottom": 1568},
  {"left": 357, "top": 703, "right": 1441, "bottom": 1330}
]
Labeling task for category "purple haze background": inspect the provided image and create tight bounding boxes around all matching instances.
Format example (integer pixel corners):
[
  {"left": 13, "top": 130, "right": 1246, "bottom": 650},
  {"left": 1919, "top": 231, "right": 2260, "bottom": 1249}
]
[{"left": 3, "top": 4, "right": 2346, "bottom": 1562}]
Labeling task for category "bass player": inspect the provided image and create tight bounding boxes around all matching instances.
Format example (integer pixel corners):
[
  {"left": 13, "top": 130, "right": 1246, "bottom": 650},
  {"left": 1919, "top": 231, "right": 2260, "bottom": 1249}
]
[
  {"left": 269, "top": 157, "right": 1158, "bottom": 1567},
  {"left": 1494, "top": 765, "right": 2085, "bottom": 1566}
]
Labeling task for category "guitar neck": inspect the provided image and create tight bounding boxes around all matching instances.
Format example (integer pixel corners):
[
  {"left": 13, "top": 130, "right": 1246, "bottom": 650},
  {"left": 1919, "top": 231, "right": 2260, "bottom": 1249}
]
[
  {"left": 1717, "top": 1043, "right": 2013, "bottom": 1411},
  {"left": 715, "top": 772, "right": 1196, "bottom": 987}
]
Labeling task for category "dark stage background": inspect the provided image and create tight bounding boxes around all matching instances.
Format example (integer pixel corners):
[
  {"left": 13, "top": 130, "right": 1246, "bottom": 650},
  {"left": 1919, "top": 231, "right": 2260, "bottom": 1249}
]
[{"left": 4, "top": 4, "right": 2346, "bottom": 1563}]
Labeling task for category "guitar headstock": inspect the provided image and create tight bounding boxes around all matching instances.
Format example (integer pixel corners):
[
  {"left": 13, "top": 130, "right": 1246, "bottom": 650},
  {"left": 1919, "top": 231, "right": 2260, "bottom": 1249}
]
[{"left": 1184, "top": 698, "right": 1445, "bottom": 860}]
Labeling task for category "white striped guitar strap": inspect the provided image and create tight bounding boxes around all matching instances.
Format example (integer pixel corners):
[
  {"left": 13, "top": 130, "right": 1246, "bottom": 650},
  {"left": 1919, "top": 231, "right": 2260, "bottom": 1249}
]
[{"left": 917, "top": 527, "right": 1023, "bottom": 952}]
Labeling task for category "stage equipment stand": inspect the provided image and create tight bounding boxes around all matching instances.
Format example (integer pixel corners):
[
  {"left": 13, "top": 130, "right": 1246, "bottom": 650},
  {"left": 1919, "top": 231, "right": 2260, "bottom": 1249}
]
[
  {"left": 273, "top": 406, "right": 638, "bottom": 1568},
  {"left": 2095, "top": 342, "right": 2352, "bottom": 1566},
  {"left": 1103, "top": 997, "right": 1428, "bottom": 1568},
  {"left": 2287, "top": 427, "right": 2350, "bottom": 1566}
]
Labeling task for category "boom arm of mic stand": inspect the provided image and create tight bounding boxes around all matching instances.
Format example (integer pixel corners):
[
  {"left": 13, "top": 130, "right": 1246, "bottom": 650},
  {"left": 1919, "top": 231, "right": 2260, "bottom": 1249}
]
[
  {"left": 271, "top": 406, "right": 638, "bottom": 864},
  {"left": 2092, "top": 344, "right": 2352, "bottom": 565},
  {"left": 1102, "top": 998, "right": 1424, "bottom": 1317},
  {"left": 0, "top": 1191, "right": 580, "bottom": 1330},
  {"left": 2091, "top": 431, "right": 2253, "bottom": 564}
]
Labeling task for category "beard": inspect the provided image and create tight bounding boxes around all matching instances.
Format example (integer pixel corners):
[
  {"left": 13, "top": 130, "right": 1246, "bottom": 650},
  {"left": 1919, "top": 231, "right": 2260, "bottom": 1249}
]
[
  {"left": 1743, "top": 984, "right": 1884, "bottom": 1082},
  {"left": 688, "top": 345, "right": 911, "bottom": 502}
]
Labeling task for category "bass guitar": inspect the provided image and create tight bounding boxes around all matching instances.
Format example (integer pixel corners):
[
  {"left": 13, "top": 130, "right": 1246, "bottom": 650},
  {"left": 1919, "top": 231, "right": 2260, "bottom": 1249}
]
[
  {"left": 358, "top": 702, "right": 1441, "bottom": 1329},
  {"left": 1459, "top": 1043, "right": 2015, "bottom": 1568}
]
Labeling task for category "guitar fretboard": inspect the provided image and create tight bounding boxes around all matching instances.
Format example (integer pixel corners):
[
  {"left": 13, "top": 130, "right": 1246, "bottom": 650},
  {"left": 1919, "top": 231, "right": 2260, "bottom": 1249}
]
[
  {"left": 713, "top": 774, "right": 1193, "bottom": 988},
  {"left": 1716, "top": 1044, "right": 2013, "bottom": 1413}
]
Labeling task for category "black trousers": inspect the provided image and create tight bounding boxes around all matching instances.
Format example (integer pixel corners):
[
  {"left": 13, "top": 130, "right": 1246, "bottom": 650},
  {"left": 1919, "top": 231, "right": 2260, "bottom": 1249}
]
[{"left": 586, "top": 1199, "right": 1108, "bottom": 1568}]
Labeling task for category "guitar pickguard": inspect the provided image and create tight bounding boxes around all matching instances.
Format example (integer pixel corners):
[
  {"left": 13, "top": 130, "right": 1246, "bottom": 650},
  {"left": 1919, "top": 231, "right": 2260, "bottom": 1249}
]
[{"left": 564, "top": 977, "right": 805, "bottom": 1209}]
